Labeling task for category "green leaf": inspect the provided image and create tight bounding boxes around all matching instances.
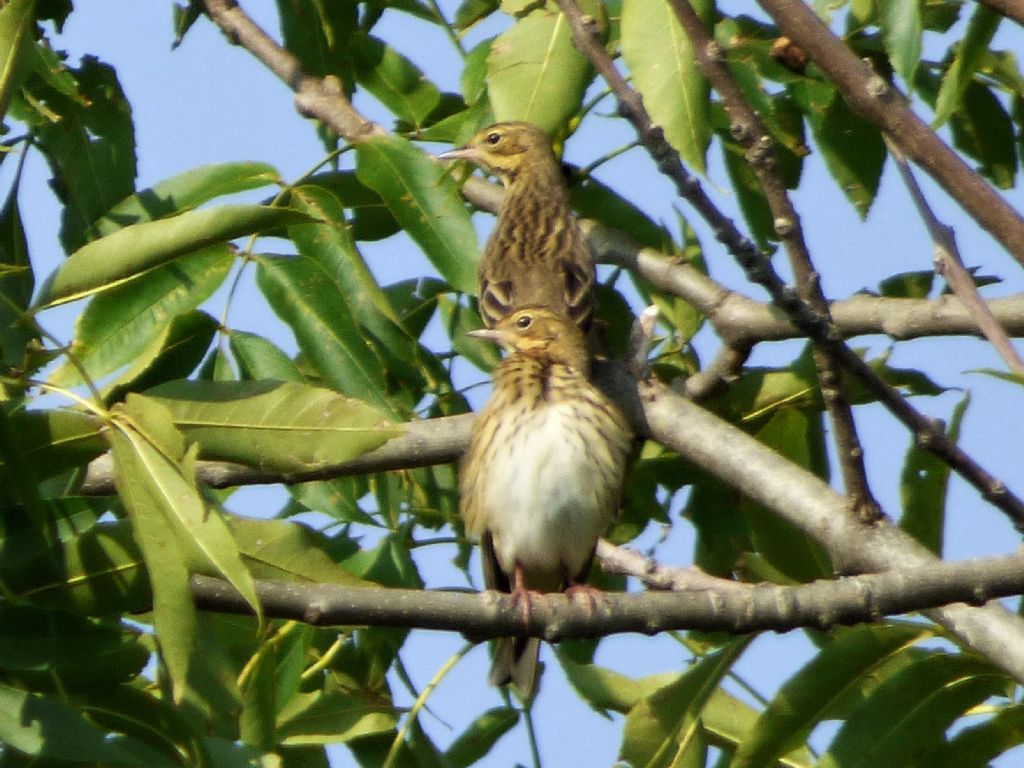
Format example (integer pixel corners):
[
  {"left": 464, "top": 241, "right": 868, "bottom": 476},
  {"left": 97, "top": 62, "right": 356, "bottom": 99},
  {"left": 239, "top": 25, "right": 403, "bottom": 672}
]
[
  {"left": 276, "top": 690, "right": 398, "bottom": 745},
  {"left": 933, "top": 4, "right": 1001, "bottom": 127},
  {"left": 229, "top": 516, "right": 370, "bottom": 584},
  {"left": 0, "top": 173, "right": 37, "bottom": 370},
  {"left": 229, "top": 331, "right": 304, "bottom": 382},
  {"left": 704, "top": 689, "right": 815, "bottom": 768},
  {"left": 560, "top": 655, "right": 683, "bottom": 716},
  {"left": 931, "top": 703, "right": 1024, "bottom": 767},
  {"left": 257, "top": 254, "right": 397, "bottom": 414},
  {"left": 791, "top": 80, "right": 885, "bottom": 217},
  {"left": 444, "top": 707, "right": 519, "bottom": 768},
  {"left": 570, "top": 175, "right": 672, "bottom": 251},
  {"left": 0, "top": 0, "right": 36, "bottom": 121},
  {"left": 6, "top": 518, "right": 151, "bottom": 615},
  {"left": 303, "top": 170, "right": 399, "bottom": 241},
  {"left": 744, "top": 408, "right": 832, "bottom": 582},
  {"left": 350, "top": 33, "right": 441, "bottom": 127},
  {"left": 0, "top": 682, "right": 148, "bottom": 764},
  {"left": 486, "top": 5, "right": 593, "bottom": 132},
  {"left": 819, "top": 653, "right": 1008, "bottom": 768},
  {"left": 0, "top": 408, "right": 105, "bottom": 482},
  {"left": 102, "top": 310, "right": 220, "bottom": 402},
  {"left": 143, "top": 379, "right": 402, "bottom": 473},
  {"left": 733, "top": 624, "right": 932, "bottom": 767},
  {"left": 286, "top": 184, "right": 440, "bottom": 398},
  {"left": 880, "top": 0, "right": 922, "bottom": 86},
  {"left": 0, "top": 604, "right": 147, "bottom": 689},
  {"left": 94, "top": 161, "right": 282, "bottom": 236},
  {"left": 899, "top": 394, "right": 968, "bottom": 554},
  {"left": 47, "top": 245, "right": 233, "bottom": 385},
  {"left": 720, "top": 132, "right": 775, "bottom": 248},
  {"left": 620, "top": 641, "right": 748, "bottom": 768},
  {"left": 38, "top": 205, "right": 312, "bottom": 308},
  {"left": 20, "top": 56, "right": 137, "bottom": 252},
  {"left": 620, "top": 0, "right": 710, "bottom": 172},
  {"left": 109, "top": 395, "right": 260, "bottom": 699},
  {"left": 878, "top": 269, "right": 934, "bottom": 298},
  {"left": 355, "top": 134, "right": 478, "bottom": 293},
  {"left": 950, "top": 81, "right": 1017, "bottom": 189}
]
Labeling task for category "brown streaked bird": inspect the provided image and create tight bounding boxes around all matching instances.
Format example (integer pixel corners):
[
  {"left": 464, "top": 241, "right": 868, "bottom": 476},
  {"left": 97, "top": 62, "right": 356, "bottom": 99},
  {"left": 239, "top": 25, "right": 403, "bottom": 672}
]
[
  {"left": 439, "top": 122, "right": 595, "bottom": 330},
  {"left": 459, "top": 307, "right": 633, "bottom": 698}
]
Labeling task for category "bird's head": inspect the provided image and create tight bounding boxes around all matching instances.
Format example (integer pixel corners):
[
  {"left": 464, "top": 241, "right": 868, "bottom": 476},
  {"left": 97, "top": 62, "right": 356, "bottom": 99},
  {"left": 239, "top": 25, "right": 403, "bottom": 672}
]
[
  {"left": 437, "top": 122, "right": 557, "bottom": 184},
  {"left": 469, "top": 307, "right": 587, "bottom": 368}
]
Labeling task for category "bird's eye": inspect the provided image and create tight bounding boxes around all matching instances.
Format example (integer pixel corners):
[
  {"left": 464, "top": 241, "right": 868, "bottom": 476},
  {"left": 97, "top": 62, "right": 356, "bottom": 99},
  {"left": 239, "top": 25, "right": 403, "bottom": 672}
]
[
  {"left": 486, "top": 132, "right": 501, "bottom": 145},
  {"left": 515, "top": 314, "right": 532, "bottom": 330}
]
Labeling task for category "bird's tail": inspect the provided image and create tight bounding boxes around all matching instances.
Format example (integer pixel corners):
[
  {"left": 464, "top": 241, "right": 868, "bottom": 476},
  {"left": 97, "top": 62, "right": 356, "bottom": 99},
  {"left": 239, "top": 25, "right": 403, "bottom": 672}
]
[{"left": 489, "top": 636, "right": 540, "bottom": 700}]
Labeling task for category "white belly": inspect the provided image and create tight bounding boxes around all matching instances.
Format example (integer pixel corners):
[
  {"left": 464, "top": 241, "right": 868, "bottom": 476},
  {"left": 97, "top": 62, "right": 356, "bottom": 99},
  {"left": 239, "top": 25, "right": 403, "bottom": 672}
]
[{"left": 479, "top": 401, "right": 616, "bottom": 589}]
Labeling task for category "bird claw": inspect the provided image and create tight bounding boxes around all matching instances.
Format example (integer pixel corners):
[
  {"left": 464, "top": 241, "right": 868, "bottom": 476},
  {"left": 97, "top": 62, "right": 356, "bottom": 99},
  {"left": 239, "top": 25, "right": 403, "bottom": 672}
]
[{"left": 564, "top": 583, "right": 606, "bottom": 614}]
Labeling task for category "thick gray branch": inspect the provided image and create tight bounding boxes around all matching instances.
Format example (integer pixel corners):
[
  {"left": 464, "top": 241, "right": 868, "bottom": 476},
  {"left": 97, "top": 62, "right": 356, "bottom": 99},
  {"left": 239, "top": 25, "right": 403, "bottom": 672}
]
[{"left": 191, "top": 551, "right": 1024, "bottom": 639}]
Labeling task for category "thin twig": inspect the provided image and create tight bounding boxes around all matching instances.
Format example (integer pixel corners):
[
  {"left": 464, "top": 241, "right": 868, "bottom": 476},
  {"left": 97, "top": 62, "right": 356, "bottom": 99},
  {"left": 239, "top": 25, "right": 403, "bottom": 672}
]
[
  {"left": 556, "top": 0, "right": 1024, "bottom": 531},
  {"left": 667, "top": 0, "right": 878, "bottom": 521},
  {"left": 885, "top": 136, "right": 1024, "bottom": 374},
  {"left": 756, "top": 0, "right": 1024, "bottom": 267}
]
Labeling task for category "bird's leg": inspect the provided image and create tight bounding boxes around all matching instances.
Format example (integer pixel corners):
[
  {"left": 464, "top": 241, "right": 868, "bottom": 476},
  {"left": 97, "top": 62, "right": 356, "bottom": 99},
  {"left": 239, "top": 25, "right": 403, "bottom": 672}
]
[{"left": 509, "top": 562, "right": 543, "bottom": 628}]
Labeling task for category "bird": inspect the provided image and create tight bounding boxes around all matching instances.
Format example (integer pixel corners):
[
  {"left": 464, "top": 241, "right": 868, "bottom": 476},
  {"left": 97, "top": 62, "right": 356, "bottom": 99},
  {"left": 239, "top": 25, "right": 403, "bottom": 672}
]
[
  {"left": 458, "top": 307, "right": 633, "bottom": 698},
  {"left": 438, "top": 122, "right": 595, "bottom": 330}
]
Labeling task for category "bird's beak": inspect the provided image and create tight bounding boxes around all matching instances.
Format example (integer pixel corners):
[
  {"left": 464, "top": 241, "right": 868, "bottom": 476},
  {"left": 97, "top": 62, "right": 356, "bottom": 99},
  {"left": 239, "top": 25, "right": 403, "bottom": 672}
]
[
  {"left": 437, "top": 146, "right": 477, "bottom": 162},
  {"left": 467, "top": 327, "right": 504, "bottom": 343}
]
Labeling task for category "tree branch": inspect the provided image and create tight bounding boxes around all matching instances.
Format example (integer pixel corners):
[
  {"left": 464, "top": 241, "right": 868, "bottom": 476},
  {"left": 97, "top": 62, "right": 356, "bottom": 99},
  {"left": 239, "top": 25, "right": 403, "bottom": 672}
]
[
  {"left": 191, "top": 550, "right": 1024, "bottom": 640},
  {"left": 756, "top": 0, "right": 1024, "bottom": 267},
  {"left": 886, "top": 136, "right": 1024, "bottom": 373},
  {"left": 202, "top": 0, "right": 381, "bottom": 142},
  {"left": 979, "top": 0, "right": 1024, "bottom": 26},
  {"left": 556, "top": 0, "right": 1024, "bottom": 532},
  {"left": 668, "top": 0, "right": 878, "bottom": 520}
]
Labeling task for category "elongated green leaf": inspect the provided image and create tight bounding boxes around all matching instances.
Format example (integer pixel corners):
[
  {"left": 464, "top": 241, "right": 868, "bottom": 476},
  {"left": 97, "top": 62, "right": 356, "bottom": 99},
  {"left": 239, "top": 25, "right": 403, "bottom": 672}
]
[
  {"left": 94, "top": 161, "right": 281, "bottom": 236},
  {"left": 110, "top": 395, "right": 260, "bottom": 698},
  {"left": 48, "top": 245, "right": 233, "bottom": 386},
  {"left": 704, "top": 689, "right": 814, "bottom": 768},
  {"left": 934, "top": 4, "right": 1001, "bottom": 126},
  {"left": 899, "top": 395, "right": 968, "bottom": 554},
  {"left": 950, "top": 81, "right": 1017, "bottom": 189},
  {"left": 0, "top": 682, "right": 147, "bottom": 764},
  {"left": 932, "top": 703, "right": 1024, "bottom": 767},
  {"left": 144, "top": 379, "right": 402, "bottom": 473},
  {"left": 734, "top": 624, "right": 931, "bottom": 767},
  {"left": 744, "top": 407, "right": 831, "bottom": 582},
  {"left": 791, "top": 80, "right": 885, "bottom": 217},
  {"left": 0, "top": 0, "right": 35, "bottom": 121},
  {"left": 445, "top": 707, "right": 519, "bottom": 768},
  {"left": 38, "top": 205, "right": 311, "bottom": 308},
  {"left": 276, "top": 690, "right": 398, "bottom": 745},
  {"left": 351, "top": 33, "right": 441, "bottom": 127},
  {"left": 0, "top": 408, "right": 105, "bottom": 481},
  {"left": 880, "top": 0, "right": 922, "bottom": 86},
  {"left": 102, "top": 310, "right": 220, "bottom": 402},
  {"left": 0, "top": 173, "right": 37, "bottom": 370},
  {"left": 257, "top": 254, "right": 396, "bottom": 414},
  {"left": 560, "top": 655, "right": 682, "bottom": 715},
  {"left": 17, "top": 56, "right": 137, "bottom": 251},
  {"left": 0, "top": 604, "right": 147, "bottom": 688},
  {"left": 820, "top": 653, "right": 1008, "bottom": 768},
  {"left": 229, "top": 331, "right": 304, "bottom": 382},
  {"left": 287, "top": 184, "right": 439, "bottom": 397},
  {"left": 303, "top": 170, "right": 399, "bottom": 241},
  {"left": 486, "top": 6, "right": 592, "bottom": 132},
  {"left": 229, "top": 516, "right": 369, "bottom": 584},
  {"left": 620, "top": 641, "right": 748, "bottom": 768},
  {"left": 355, "top": 134, "right": 478, "bottom": 293},
  {"left": 621, "top": 0, "right": 710, "bottom": 172}
]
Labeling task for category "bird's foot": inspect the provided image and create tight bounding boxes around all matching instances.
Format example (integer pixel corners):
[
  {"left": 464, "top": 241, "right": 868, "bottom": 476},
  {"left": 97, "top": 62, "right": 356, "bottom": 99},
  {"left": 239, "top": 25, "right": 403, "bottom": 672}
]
[{"left": 564, "top": 583, "right": 607, "bottom": 614}]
